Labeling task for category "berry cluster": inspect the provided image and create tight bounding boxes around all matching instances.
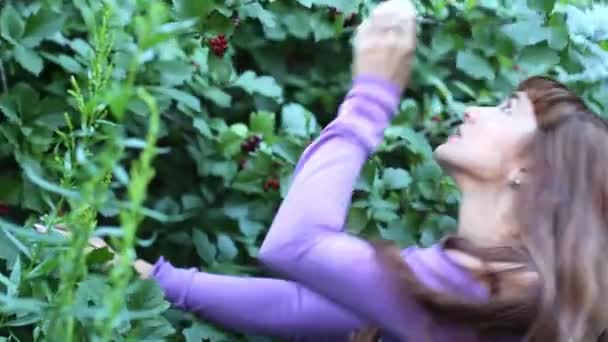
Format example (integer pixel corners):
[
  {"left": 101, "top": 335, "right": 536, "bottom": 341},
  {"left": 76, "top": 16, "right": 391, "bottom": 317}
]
[
  {"left": 241, "top": 135, "right": 262, "bottom": 153},
  {"left": 209, "top": 34, "right": 228, "bottom": 57},
  {"left": 263, "top": 178, "right": 280, "bottom": 192}
]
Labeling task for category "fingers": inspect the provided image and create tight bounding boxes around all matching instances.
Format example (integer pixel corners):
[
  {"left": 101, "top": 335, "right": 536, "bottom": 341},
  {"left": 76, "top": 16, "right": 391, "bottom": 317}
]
[
  {"left": 352, "top": 0, "right": 418, "bottom": 89},
  {"left": 34, "top": 223, "right": 110, "bottom": 250},
  {"left": 134, "top": 259, "right": 154, "bottom": 279}
]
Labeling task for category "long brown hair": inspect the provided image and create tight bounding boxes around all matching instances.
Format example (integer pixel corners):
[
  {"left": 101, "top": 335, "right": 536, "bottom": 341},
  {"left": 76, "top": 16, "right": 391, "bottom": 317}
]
[{"left": 352, "top": 77, "right": 608, "bottom": 341}]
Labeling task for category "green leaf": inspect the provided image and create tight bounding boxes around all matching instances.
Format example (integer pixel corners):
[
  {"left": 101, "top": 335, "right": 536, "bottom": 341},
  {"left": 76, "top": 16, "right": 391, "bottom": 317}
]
[
  {"left": 192, "top": 229, "right": 216, "bottom": 265},
  {"left": 74, "top": 276, "right": 111, "bottom": 312},
  {"left": 379, "top": 218, "right": 416, "bottom": 248},
  {"left": 217, "top": 234, "right": 238, "bottom": 261},
  {"left": 154, "top": 60, "right": 195, "bottom": 86},
  {"left": 501, "top": 18, "right": 549, "bottom": 47},
  {"left": 22, "top": 9, "right": 66, "bottom": 48},
  {"left": 126, "top": 279, "right": 171, "bottom": 318},
  {"left": 303, "top": 0, "right": 360, "bottom": 12},
  {"left": 528, "top": 0, "right": 555, "bottom": 13},
  {"left": 85, "top": 246, "right": 114, "bottom": 266},
  {"left": 271, "top": 138, "right": 302, "bottom": 165},
  {"left": 346, "top": 207, "right": 368, "bottom": 234},
  {"left": 151, "top": 86, "right": 201, "bottom": 112},
  {"left": 26, "top": 256, "right": 60, "bottom": 279},
  {"left": 372, "top": 209, "right": 399, "bottom": 223},
  {"left": 383, "top": 168, "right": 412, "bottom": 190},
  {"left": 200, "top": 86, "right": 232, "bottom": 108},
  {"left": 238, "top": 218, "right": 265, "bottom": 237},
  {"left": 0, "top": 5, "right": 24, "bottom": 43},
  {"left": 14, "top": 45, "right": 43, "bottom": 76},
  {"left": 208, "top": 54, "right": 233, "bottom": 84},
  {"left": 234, "top": 71, "right": 283, "bottom": 100},
  {"left": 310, "top": 13, "right": 335, "bottom": 41},
  {"left": 40, "top": 52, "right": 82, "bottom": 74},
  {"left": 355, "top": 161, "right": 377, "bottom": 192},
  {"left": 385, "top": 126, "right": 433, "bottom": 157},
  {"left": 517, "top": 45, "right": 560, "bottom": 75},
  {"left": 8, "top": 256, "right": 21, "bottom": 297},
  {"left": 431, "top": 30, "right": 455, "bottom": 57},
  {"left": 172, "top": 0, "right": 214, "bottom": 19},
  {"left": 249, "top": 111, "right": 275, "bottom": 138},
  {"left": 282, "top": 11, "right": 311, "bottom": 39},
  {"left": 281, "top": 103, "right": 317, "bottom": 137},
  {"left": 456, "top": 49, "right": 495, "bottom": 80},
  {"left": 240, "top": 3, "right": 277, "bottom": 29},
  {"left": 548, "top": 15, "right": 569, "bottom": 50},
  {"left": 193, "top": 117, "right": 212, "bottom": 138},
  {"left": 183, "top": 322, "right": 228, "bottom": 342}
]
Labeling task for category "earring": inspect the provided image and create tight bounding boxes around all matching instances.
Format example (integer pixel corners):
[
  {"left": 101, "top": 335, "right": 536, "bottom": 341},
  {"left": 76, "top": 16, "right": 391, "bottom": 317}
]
[{"left": 509, "top": 178, "right": 522, "bottom": 188}]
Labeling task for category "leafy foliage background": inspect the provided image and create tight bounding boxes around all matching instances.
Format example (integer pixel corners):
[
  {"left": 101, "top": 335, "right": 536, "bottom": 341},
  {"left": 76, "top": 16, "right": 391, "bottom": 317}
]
[{"left": 0, "top": 0, "right": 606, "bottom": 340}]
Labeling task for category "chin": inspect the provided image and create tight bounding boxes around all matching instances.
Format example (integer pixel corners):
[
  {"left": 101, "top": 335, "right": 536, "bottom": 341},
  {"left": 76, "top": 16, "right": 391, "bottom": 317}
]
[{"left": 433, "top": 144, "right": 465, "bottom": 176}]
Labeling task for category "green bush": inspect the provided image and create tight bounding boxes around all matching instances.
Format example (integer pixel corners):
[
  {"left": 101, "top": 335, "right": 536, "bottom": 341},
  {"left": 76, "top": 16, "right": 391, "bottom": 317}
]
[{"left": 0, "top": 0, "right": 606, "bottom": 340}]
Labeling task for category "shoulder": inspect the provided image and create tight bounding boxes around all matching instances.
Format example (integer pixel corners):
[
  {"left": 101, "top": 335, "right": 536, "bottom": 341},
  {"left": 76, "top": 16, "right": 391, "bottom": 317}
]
[{"left": 398, "top": 244, "right": 490, "bottom": 301}]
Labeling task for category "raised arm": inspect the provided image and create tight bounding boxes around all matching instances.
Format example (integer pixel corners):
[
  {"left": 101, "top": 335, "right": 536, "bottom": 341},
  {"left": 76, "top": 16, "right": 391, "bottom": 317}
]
[
  {"left": 257, "top": 1, "right": 429, "bottom": 340},
  {"left": 151, "top": 257, "right": 367, "bottom": 341}
]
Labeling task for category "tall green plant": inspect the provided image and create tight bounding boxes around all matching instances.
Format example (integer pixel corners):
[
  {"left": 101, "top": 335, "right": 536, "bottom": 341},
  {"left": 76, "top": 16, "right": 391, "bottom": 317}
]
[{"left": 0, "top": 0, "right": 607, "bottom": 341}]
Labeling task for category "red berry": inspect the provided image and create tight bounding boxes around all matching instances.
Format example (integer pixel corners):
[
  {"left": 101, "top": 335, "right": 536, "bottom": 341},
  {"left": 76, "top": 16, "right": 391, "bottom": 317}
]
[
  {"left": 264, "top": 178, "right": 280, "bottom": 191},
  {"left": 208, "top": 34, "right": 228, "bottom": 57},
  {"left": 0, "top": 203, "right": 9, "bottom": 216},
  {"left": 241, "top": 135, "right": 262, "bottom": 153},
  {"left": 432, "top": 116, "right": 442, "bottom": 122}
]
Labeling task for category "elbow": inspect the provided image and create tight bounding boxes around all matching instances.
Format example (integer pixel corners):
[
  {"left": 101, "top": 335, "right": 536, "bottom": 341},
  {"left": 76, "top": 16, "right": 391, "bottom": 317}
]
[
  {"left": 257, "top": 243, "right": 273, "bottom": 264},
  {"left": 257, "top": 236, "right": 285, "bottom": 267},
  {"left": 257, "top": 226, "right": 311, "bottom": 271}
]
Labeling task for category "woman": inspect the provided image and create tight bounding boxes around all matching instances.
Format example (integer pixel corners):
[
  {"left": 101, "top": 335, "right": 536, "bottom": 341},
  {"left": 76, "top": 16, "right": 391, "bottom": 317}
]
[{"left": 39, "top": 0, "right": 608, "bottom": 340}]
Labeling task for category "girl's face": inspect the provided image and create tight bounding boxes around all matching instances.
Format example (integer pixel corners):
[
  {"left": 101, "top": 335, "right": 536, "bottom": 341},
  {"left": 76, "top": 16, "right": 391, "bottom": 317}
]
[{"left": 434, "top": 92, "right": 538, "bottom": 184}]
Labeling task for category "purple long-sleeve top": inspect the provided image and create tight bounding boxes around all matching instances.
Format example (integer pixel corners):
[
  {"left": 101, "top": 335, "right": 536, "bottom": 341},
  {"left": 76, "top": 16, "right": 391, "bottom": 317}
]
[{"left": 151, "top": 76, "right": 519, "bottom": 341}]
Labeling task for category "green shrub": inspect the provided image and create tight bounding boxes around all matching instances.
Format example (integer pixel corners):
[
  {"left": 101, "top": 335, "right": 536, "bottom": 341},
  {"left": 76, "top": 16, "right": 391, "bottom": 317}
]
[{"left": 0, "top": 0, "right": 606, "bottom": 340}]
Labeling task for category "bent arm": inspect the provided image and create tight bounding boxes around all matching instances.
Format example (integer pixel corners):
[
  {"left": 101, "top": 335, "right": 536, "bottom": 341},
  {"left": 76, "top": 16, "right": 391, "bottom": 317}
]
[
  {"left": 257, "top": 76, "right": 432, "bottom": 340},
  {"left": 151, "top": 257, "right": 366, "bottom": 340}
]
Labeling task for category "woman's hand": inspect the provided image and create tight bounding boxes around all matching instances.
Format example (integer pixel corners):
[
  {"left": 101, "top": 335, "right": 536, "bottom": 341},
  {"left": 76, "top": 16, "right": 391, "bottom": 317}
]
[
  {"left": 352, "top": 0, "right": 417, "bottom": 91},
  {"left": 34, "top": 223, "right": 154, "bottom": 279}
]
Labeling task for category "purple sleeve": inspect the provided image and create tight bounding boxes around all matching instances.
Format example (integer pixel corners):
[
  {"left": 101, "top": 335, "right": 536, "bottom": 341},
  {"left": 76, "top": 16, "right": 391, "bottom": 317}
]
[
  {"left": 151, "top": 257, "right": 366, "bottom": 340},
  {"left": 257, "top": 75, "right": 433, "bottom": 340}
]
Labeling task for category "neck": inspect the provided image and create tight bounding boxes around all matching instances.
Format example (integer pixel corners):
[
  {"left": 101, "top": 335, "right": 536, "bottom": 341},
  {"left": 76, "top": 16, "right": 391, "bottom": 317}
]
[{"left": 456, "top": 179, "right": 518, "bottom": 248}]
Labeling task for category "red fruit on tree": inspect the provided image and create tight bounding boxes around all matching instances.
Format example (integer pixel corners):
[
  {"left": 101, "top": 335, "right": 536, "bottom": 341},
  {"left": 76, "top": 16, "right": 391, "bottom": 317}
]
[
  {"left": 208, "top": 34, "right": 228, "bottom": 57},
  {"left": 241, "top": 135, "right": 262, "bottom": 153},
  {"left": 263, "top": 178, "right": 280, "bottom": 192}
]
